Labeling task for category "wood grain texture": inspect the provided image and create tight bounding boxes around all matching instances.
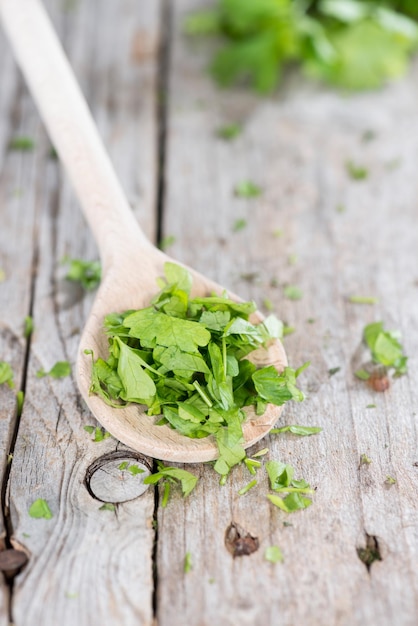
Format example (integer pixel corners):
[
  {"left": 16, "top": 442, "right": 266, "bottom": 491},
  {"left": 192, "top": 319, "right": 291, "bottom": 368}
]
[
  {"left": 156, "top": 1, "right": 418, "bottom": 625},
  {"left": 0, "top": 1, "right": 161, "bottom": 624}
]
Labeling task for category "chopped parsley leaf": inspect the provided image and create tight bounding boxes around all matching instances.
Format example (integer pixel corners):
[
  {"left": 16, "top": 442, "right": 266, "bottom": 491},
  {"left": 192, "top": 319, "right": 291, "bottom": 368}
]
[
  {"left": 217, "top": 123, "right": 242, "bottom": 140},
  {"left": 64, "top": 257, "right": 101, "bottom": 291},
  {"left": 0, "top": 362, "right": 14, "bottom": 388},
  {"left": 29, "top": 499, "right": 52, "bottom": 519},
  {"left": 234, "top": 181, "right": 262, "bottom": 198},
  {"left": 37, "top": 361, "right": 71, "bottom": 379},
  {"left": 264, "top": 545, "right": 283, "bottom": 563}
]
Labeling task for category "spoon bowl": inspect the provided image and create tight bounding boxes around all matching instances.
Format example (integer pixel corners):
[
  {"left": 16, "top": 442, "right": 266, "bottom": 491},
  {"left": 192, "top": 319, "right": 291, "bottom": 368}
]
[{"left": 1, "top": 0, "right": 287, "bottom": 462}]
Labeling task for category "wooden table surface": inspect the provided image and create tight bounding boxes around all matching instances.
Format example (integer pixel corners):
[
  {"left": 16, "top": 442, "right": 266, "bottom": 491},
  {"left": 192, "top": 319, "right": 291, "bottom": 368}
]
[{"left": 1, "top": 1, "right": 418, "bottom": 625}]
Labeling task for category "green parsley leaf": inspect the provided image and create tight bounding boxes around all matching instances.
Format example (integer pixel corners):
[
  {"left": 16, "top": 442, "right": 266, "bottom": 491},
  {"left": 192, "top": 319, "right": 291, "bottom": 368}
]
[
  {"left": 99, "top": 503, "right": 116, "bottom": 511},
  {"left": 36, "top": 361, "right": 71, "bottom": 379},
  {"left": 270, "top": 425, "right": 322, "bottom": 436},
  {"left": 84, "top": 425, "right": 111, "bottom": 442},
  {"left": 0, "top": 268, "right": 5, "bottom": 282},
  {"left": 118, "top": 461, "right": 129, "bottom": 471},
  {"left": 363, "top": 321, "right": 408, "bottom": 376},
  {"left": 64, "top": 257, "right": 101, "bottom": 290},
  {"left": 234, "top": 181, "right": 262, "bottom": 198},
  {"left": 24, "top": 315, "right": 34, "bottom": 338},
  {"left": 127, "top": 464, "right": 145, "bottom": 476},
  {"left": 355, "top": 369, "right": 371, "bottom": 380},
  {"left": 328, "top": 366, "right": 341, "bottom": 377},
  {"left": 184, "top": 551, "right": 193, "bottom": 573},
  {"left": 385, "top": 475, "right": 396, "bottom": 485},
  {"left": 238, "top": 479, "right": 257, "bottom": 495},
  {"left": 360, "top": 453, "right": 372, "bottom": 465},
  {"left": 159, "top": 235, "right": 176, "bottom": 251},
  {"left": 349, "top": 295, "right": 379, "bottom": 304},
  {"left": 144, "top": 464, "right": 198, "bottom": 498},
  {"left": 346, "top": 161, "right": 368, "bottom": 180},
  {"left": 16, "top": 390, "right": 24, "bottom": 417},
  {"left": 253, "top": 366, "right": 304, "bottom": 405},
  {"left": 264, "top": 545, "right": 283, "bottom": 563},
  {"left": 0, "top": 362, "right": 14, "bottom": 388},
  {"left": 283, "top": 285, "right": 303, "bottom": 300},
  {"left": 233, "top": 218, "right": 247, "bottom": 232},
  {"left": 9, "top": 136, "right": 35, "bottom": 151},
  {"left": 366, "top": 404, "right": 376, "bottom": 409},
  {"left": 217, "top": 123, "right": 242, "bottom": 140},
  {"left": 29, "top": 499, "right": 53, "bottom": 519}
]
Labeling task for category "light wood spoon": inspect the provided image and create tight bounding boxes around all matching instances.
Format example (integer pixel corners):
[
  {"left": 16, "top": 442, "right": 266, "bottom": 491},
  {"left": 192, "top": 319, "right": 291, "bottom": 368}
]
[{"left": 0, "top": 0, "right": 287, "bottom": 462}]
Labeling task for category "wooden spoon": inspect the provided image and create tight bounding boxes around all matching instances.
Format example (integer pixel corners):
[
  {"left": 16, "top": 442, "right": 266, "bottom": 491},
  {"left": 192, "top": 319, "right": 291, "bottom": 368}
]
[{"left": 0, "top": 0, "right": 287, "bottom": 462}]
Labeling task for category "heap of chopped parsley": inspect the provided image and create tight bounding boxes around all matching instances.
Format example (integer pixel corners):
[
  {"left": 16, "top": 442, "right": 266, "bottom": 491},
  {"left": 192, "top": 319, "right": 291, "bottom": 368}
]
[
  {"left": 88, "top": 263, "right": 307, "bottom": 476},
  {"left": 185, "top": 0, "right": 418, "bottom": 93}
]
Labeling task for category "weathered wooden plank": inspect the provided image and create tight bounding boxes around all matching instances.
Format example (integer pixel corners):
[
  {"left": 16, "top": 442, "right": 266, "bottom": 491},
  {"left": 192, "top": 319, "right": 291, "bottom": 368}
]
[
  {"left": 0, "top": 15, "right": 47, "bottom": 623},
  {"left": 1, "top": 1, "right": 161, "bottom": 624},
  {"left": 157, "top": 1, "right": 418, "bottom": 624}
]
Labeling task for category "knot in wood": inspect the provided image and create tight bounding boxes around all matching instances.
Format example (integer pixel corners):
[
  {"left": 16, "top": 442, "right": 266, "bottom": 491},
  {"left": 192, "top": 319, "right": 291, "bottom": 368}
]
[
  {"left": 225, "top": 522, "right": 259, "bottom": 558},
  {"left": 0, "top": 548, "right": 29, "bottom": 577},
  {"left": 85, "top": 451, "right": 152, "bottom": 504}
]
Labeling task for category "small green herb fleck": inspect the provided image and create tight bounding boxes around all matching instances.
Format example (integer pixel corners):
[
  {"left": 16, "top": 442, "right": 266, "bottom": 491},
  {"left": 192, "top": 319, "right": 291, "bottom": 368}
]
[
  {"left": 159, "top": 235, "right": 176, "bottom": 251},
  {"left": 252, "top": 447, "right": 269, "bottom": 458},
  {"left": 0, "top": 362, "right": 14, "bottom": 388},
  {"left": 217, "top": 123, "right": 242, "bottom": 140},
  {"left": 24, "top": 315, "right": 34, "bottom": 338},
  {"left": 283, "top": 285, "right": 303, "bottom": 301},
  {"left": 349, "top": 295, "right": 379, "bottom": 305},
  {"left": 355, "top": 369, "right": 371, "bottom": 380},
  {"left": 336, "top": 204, "right": 346, "bottom": 214},
  {"left": 36, "top": 361, "right": 71, "bottom": 379},
  {"left": 0, "top": 268, "right": 5, "bottom": 282},
  {"left": 127, "top": 464, "right": 145, "bottom": 476},
  {"left": 65, "top": 592, "right": 78, "bottom": 599},
  {"left": 16, "top": 390, "right": 24, "bottom": 417},
  {"left": 118, "top": 461, "right": 129, "bottom": 471},
  {"left": 363, "top": 321, "right": 408, "bottom": 376},
  {"left": 272, "top": 229, "right": 283, "bottom": 238},
  {"left": 283, "top": 325, "right": 295, "bottom": 336},
  {"left": 64, "top": 257, "right": 101, "bottom": 291},
  {"left": 233, "top": 218, "right": 247, "bottom": 232},
  {"left": 7, "top": 454, "right": 13, "bottom": 465},
  {"left": 262, "top": 298, "right": 273, "bottom": 312},
  {"left": 307, "top": 318, "right": 315, "bottom": 324},
  {"left": 288, "top": 254, "right": 298, "bottom": 265},
  {"left": 244, "top": 458, "right": 261, "bottom": 475},
  {"left": 328, "top": 366, "right": 341, "bottom": 377},
  {"left": 366, "top": 404, "right": 376, "bottom": 409},
  {"left": 264, "top": 545, "right": 283, "bottom": 563},
  {"left": 238, "top": 479, "right": 257, "bottom": 496},
  {"left": 360, "top": 454, "right": 372, "bottom": 465},
  {"left": 84, "top": 425, "right": 111, "bottom": 442},
  {"left": 99, "top": 503, "right": 116, "bottom": 511},
  {"left": 234, "top": 181, "right": 262, "bottom": 198},
  {"left": 184, "top": 552, "right": 192, "bottom": 573},
  {"left": 270, "top": 425, "right": 322, "bottom": 437},
  {"left": 385, "top": 475, "right": 396, "bottom": 485},
  {"left": 9, "top": 136, "right": 35, "bottom": 151},
  {"left": 362, "top": 130, "right": 376, "bottom": 142},
  {"left": 346, "top": 161, "right": 368, "bottom": 180},
  {"left": 29, "top": 499, "right": 52, "bottom": 519}
]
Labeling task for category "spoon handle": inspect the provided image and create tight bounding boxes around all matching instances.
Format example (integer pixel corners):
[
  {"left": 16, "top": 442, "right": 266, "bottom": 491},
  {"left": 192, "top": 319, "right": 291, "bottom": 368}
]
[{"left": 0, "top": 0, "right": 151, "bottom": 269}]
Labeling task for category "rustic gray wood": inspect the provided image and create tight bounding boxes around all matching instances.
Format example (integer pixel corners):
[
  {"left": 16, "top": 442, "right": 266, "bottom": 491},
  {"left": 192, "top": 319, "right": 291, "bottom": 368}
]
[
  {"left": 157, "top": 1, "right": 418, "bottom": 625},
  {"left": 1, "top": 1, "right": 161, "bottom": 624}
]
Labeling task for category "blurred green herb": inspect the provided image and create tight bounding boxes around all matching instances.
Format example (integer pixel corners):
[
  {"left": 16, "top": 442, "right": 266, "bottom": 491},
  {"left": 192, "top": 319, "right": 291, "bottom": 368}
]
[
  {"left": 234, "top": 181, "right": 262, "bottom": 198},
  {"left": 346, "top": 161, "right": 368, "bottom": 180},
  {"left": 185, "top": 0, "right": 418, "bottom": 93},
  {"left": 363, "top": 321, "right": 408, "bottom": 376},
  {"left": 217, "top": 123, "right": 242, "bottom": 139},
  {"left": 64, "top": 257, "right": 101, "bottom": 291},
  {"left": 9, "top": 136, "right": 35, "bottom": 151},
  {"left": 0, "top": 362, "right": 14, "bottom": 388},
  {"left": 264, "top": 545, "right": 283, "bottom": 563},
  {"left": 37, "top": 361, "right": 71, "bottom": 379}
]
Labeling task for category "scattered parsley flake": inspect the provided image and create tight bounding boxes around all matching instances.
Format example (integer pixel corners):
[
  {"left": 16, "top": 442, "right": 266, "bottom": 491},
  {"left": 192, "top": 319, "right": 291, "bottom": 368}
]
[
  {"left": 363, "top": 321, "right": 408, "bottom": 376},
  {"left": 252, "top": 448, "right": 269, "bottom": 458},
  {"left": 336, "top": 204, "right": 346, "bottom": 214},
  {"left": 366, "top": 404, "right": 376, "bottom": 409},
  {"left": 16, "top": 390, "right": 24, "bottom": 417},
  {"left": 24, "top": 315, "right": 34, "bottom": 338},
  {"left": 346, "top": 161, "right": 368, "bottom": 180},
  {"left": 270, "top": 424, "right": 322, "bottom": 437},
  {"left": 64, "top": 257, "right": 101, "bottom": 291},
  {"left": 328, "top": 366, "right": 341, "bottom": 377},
  {"left": 36, "top": 361, "right": 71, "bottom": 379},
  {"left": 238, "top": 479, "right": 257, "bottom": 495},
  {"left": 233, "top": 218, "right": 247, "bottom": 232},
  {"left": 355, "top": 369, "right": 371, "bottom": 381},
  {"left": 0, "top": 362, "right": 14, "bottom": 388},
  {"left": 0, "top": 268, "right": 5, "bottom": 282},
  {"left": 385, "top": 475, "right": 396, "bottom": 485},
  {"left": 99, "top": 503, "right": 116, "bottom": 512},
  {"left": 217, "top": 123, "right": 242, "bottom": 140},
  {"left": 9, "top": 136, "right": 35, "bottom": 151},
  {"left": 118, "top": 461, "right": 129, "bottom": 471},
  {"left": 349, "top": 295, "right": 379, "bottom": 304},
  {"left": 283, "top": 325, "right": 295, "bottom": 336},
  {"left": 234, "top": 181, "right": 262, "bottom": 198},
  {"left": 29, "top": 499, "right": 52, "bottom": 519},
  {"left": 266, "top": 461, "right": 313, "bottom": 512},
  {"left": 360, "top": 454, "right": 372, "bottom": 465},
  {"left": 159, "top": 235, "right": 176, "bottom": 251},
  {"left": 144, "top": 462, "right": 198, "bottom": 499},
  {"left": 288, "top": 254, "right": 298, "bottom": 265},
  {"left": 264, "top": 545, "right": 283, "bottom": 563},
  {"left": 127, "top": 464, "right": 145, "bottom": 476},
  {"left": 272, "top": 229, "right": 283, "bottom": 238},
  {"left": 184, "top": 552, "right": 193, "bottom": 573},
  {"left": 84, "top": 425, "right": 111, "bottom": 442},
  {"left": 262, "top": 298, "right": 274, "bottom": 312},
  {"left": 283, "top": 285, "right": 303, "bottom": 301}
]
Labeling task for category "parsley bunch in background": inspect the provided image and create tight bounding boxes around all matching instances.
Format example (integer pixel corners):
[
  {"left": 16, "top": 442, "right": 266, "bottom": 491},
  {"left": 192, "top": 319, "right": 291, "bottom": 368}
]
[{"left": 185, "top": 0, "right": 418, "bottom": 92}]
